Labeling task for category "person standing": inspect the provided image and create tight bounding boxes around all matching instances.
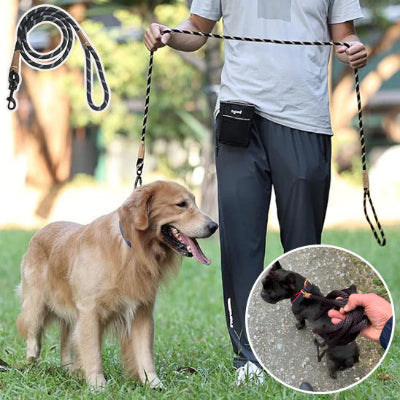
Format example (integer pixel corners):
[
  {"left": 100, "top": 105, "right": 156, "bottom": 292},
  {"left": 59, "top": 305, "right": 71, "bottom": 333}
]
[{"left": 145, "top": 0, "right": 367, "bottom": 384}]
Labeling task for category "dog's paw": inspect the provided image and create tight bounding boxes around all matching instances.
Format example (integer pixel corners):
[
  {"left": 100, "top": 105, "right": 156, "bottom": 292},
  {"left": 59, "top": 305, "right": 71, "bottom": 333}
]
[
  {"left": 87, "top": 373, "right": 107, "bottom": 391},
  {"left": 295, "top": 321, "right": 305, "bottom": 330},
  {"left": 13, "top": 357, "right": 37, "bottom": 370},
  {"left": 66, "top": 363, "right": 85, "bottom": 378},
  {"left": 149, "top": 376, "right": 163, "bottom": 390}
]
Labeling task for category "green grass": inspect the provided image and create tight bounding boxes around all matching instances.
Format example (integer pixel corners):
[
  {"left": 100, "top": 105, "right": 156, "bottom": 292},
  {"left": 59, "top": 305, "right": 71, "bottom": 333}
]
[{"left": 0, "top": 228, "right": 399, "bottom": 399}]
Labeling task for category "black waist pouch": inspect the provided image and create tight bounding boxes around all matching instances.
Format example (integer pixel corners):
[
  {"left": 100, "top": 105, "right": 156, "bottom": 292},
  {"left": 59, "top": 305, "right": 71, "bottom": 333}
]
[{"left": 218, "top": 101, "right": 255, "bottom": 147}]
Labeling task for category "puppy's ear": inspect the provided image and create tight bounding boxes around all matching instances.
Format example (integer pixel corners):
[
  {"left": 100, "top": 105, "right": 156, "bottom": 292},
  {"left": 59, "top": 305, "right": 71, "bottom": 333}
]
[
  {"left": 286, "top": 273, "right": 297, "bottom": 291},
  {"left": 348, "top": 284, "right": 357, "bottom": 294},
  {"left": 119, "top": 186, "right": 153, "bottom": 231},
  {"left": 271, "top": 261, "right": 282, "bottom": 271}
]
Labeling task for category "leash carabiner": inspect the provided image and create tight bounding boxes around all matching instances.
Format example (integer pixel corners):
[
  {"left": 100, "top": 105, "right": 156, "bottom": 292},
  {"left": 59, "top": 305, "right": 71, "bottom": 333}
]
[{"left": 7, "top": 70, "right": 19, "bottom": 110}]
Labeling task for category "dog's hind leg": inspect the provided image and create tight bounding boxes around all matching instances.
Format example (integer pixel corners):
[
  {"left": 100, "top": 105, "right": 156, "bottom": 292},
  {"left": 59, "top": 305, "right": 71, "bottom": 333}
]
[
  {"left": 17, "top": 295, "right": 47, "bottom": 363},
  {"left": 314, "top": 338, "right": 327, "bottom": 362},
  {"left": 60, "top": 321, "right": 74, "bottom": 368},
  {"left": 17, "top": 245, "right": 51, "bottom": 363},
  {"left": 122, "top": 302, "right": 162, "bottom": 389}
]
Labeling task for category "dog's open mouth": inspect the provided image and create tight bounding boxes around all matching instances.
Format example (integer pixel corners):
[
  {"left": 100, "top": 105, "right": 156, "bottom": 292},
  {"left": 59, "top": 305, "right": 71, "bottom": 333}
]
[{"left": 161, "top": 225, "right": 211, "bottom": 265}]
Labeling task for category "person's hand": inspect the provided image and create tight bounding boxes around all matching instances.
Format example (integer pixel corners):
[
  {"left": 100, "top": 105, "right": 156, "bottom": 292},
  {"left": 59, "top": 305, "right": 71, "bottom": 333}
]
[
  {"left": 328, "top": 293, "right": 392, "bottom": 343},
  {"left": 336, "top": 41, "right": 367, "bottom": 69},
  {"left": 144, "top": 23, "right": 171, "bottom": 51}
]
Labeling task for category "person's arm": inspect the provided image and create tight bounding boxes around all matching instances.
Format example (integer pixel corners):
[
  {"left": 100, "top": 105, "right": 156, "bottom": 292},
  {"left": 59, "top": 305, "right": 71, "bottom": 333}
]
[
  {"left": 144, "top": 14, "right": 217, "bottom": 52},
  {"left": 329, "top": 20, "right": 367, "bottom": 69}
]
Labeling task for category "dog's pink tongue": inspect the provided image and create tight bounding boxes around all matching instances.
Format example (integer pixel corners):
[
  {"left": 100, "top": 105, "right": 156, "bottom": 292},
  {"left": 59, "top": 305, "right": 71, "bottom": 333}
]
[{"left": 181, "top": 235, "right": 211, "bottom": 265}]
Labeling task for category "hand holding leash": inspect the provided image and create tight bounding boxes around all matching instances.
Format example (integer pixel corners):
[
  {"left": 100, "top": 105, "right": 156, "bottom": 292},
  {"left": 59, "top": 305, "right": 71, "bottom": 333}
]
[{"left": 328, "top": 293, "right": 393, "bottom": 343}]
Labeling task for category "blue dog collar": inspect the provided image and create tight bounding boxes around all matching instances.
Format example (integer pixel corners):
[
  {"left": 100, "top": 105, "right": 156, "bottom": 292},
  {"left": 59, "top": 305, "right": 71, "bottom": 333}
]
[{"left": 119, "top": 221, "right": 132, "bottom": 248}]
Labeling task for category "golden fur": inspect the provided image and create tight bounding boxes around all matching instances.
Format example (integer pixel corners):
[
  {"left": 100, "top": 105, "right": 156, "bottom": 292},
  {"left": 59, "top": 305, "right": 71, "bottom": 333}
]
[{"left": 17, "top": 180, "right": 217, "bottom": 389}]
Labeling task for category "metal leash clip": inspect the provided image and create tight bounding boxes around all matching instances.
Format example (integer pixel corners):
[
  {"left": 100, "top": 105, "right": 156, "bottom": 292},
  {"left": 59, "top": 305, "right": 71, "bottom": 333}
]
[{"left": 7, "top": 71, "right": 19, "bottom": 110}]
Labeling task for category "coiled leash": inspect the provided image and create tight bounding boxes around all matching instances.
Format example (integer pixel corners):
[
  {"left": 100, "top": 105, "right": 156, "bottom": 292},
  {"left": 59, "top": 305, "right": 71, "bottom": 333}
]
[
  {"left": 136, "top": 28, "right": 386, "bottom": 245},
  {"left": 291, "top": 281, "right": 368, "bottom": 346},
  {"left": 310, "top": 285, "right": 369, "bottom": 347},
  {"left": 7, "top": 5, "right": 110, "bottom": 112}
]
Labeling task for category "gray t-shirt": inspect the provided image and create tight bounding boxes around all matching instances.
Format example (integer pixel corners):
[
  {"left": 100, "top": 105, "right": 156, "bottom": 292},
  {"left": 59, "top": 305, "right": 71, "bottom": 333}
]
[{"left": 190, "top": 0, "right": 362, "bottom": 135}]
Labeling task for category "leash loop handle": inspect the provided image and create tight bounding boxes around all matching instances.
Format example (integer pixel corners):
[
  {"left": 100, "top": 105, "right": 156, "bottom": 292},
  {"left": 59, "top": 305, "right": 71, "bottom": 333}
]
[
  {"left": 363, "top": 188, "right": 386, "bottom": 246},
  {"left": 353, "top": 68, "right": 386, "bottom": 246}
]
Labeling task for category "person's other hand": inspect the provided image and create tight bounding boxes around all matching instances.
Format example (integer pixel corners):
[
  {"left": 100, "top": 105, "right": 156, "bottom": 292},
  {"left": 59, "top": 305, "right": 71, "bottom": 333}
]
[
  {"left": 144, "top": 23, "right": 171, "bottom": 51},
  {"left": 336, "top": 41, "right": 367, "bottom": 69},
  {"left": 328, "top": 293, "right": 392, "bottom": 342}
]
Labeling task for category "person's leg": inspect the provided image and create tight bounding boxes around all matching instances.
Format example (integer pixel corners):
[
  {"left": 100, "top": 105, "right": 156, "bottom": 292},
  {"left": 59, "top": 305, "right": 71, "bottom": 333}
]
[
  {"left": 265, "top": 120, "right": 331, "bottom": 252},
  {"left": 215, "top": 114, "right": 271, "bottom": 367}
]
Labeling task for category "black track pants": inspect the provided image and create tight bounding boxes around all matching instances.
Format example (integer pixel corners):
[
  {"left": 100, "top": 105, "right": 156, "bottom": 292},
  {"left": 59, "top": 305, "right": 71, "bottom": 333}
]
[{"left": 215, "top": 113, "right": 331, "bottom": 367}]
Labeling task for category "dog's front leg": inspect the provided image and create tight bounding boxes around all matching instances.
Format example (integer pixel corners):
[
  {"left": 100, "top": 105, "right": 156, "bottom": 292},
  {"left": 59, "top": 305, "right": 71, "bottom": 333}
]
[
  {"left": 75, "top": 308, "right": 106, "bottom": 390},
  {"left": 295, "top": 315, "right": 306, "bottom": 330},
  {"left": 121, "top": 302, "right": 162, "bottom": 389}
]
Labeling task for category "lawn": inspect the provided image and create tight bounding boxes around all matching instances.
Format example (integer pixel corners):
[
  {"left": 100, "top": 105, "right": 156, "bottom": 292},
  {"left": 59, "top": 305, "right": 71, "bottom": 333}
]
[{"left": 0, "top": 228, "right": 399, "bottom": 399}]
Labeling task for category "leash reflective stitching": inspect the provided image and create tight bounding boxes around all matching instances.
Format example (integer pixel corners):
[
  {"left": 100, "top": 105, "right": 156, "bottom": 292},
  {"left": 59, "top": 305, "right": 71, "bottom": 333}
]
[
  {"left": 7, "top": 5, "right": 110, "bottom": 112},
  {"left": 136, "top": 28, "right": 386, "bottom": 246}
]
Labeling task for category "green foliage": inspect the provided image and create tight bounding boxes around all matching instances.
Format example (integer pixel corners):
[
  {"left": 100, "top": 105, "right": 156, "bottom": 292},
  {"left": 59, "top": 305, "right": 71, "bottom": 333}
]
[
  {"left": 64, "top": 2, "right": 207, "bottom": 150},
  {"left": 359, "top": 0, "right": 399, "bottom": 30}
]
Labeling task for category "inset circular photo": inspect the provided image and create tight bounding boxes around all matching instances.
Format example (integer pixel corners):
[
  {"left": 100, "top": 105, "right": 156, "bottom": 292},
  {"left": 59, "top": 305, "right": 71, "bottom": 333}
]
[{"left": 246, "top": 245, "right": 394, "bottom": 394}]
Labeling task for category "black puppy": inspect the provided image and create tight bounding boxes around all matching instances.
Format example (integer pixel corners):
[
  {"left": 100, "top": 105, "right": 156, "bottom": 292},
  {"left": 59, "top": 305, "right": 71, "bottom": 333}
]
[{"left": 260, "top": 260, "right": 359, "bottom": 379}]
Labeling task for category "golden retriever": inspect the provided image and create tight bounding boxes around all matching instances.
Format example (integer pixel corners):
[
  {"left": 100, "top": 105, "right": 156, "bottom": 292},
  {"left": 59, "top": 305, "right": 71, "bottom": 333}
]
[{"left": 16, "top": 180, "right": 218, "bottom": 390}]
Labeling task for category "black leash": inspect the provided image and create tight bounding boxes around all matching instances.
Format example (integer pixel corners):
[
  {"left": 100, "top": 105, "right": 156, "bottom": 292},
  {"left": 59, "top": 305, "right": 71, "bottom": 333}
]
[
  {"left": 7, "top": 5, "right": 110, "bottom": 112},
  {"left": 290, "top": 282, "right": 368, "bottom": 346},
  {"left": 310, "top": 285, "right": 369, "bottom": 347},
  {"left": 136, "top": 28, "right": 386, "bottom": 246}
]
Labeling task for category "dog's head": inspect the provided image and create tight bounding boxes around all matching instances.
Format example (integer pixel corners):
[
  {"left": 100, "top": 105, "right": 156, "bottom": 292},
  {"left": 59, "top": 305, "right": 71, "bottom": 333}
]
[
  {"left": 118, "top": 181, "right": 218, "bottom": 264},
  {"left": 260, "top": 261, "right": 299, "bottom": 304}
]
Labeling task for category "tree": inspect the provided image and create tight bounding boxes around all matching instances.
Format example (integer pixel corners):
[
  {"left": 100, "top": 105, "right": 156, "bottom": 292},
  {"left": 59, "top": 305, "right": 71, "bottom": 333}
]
[{"left": 331, "top": 0, "right": 400, "bottom": 172}]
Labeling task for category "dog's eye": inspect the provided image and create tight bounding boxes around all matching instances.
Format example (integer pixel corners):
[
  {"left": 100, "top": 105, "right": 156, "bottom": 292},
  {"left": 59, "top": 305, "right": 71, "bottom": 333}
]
[{"left": 176, "top": 201, "right": 188, "bottom": 208}]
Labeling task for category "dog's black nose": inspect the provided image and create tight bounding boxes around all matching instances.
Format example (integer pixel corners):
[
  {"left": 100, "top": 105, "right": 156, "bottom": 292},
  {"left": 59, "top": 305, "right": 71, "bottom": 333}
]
[{"left": 207, "top": 221, "right": 218, "bottom": 234}]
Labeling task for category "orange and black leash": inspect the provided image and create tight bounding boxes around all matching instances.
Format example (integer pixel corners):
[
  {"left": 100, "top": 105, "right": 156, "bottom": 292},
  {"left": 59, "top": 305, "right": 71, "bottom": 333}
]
[
  {"left": 6, "top": 12, "right": 386, "bottom": 246},
  {"left": 136, "top": 28, "right": 386, "bottom": 246}
]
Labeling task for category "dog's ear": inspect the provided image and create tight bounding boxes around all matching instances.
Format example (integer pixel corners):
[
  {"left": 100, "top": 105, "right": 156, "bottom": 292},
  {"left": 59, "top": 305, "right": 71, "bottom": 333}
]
[
  {"left": 270, "top": 261, "right": 282, "bottom": 271},
  {"left": 131, "top": 186, "right": 153, "bottom": 230},
  {"left": 286, "top": 273, "right": 297, "bottom": 291},
  {"left": 347, "top": 284, "right": 357, "bottom": 294},
  {"left": 119, "top": 186, "right": 153, "bottom": 231}
]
